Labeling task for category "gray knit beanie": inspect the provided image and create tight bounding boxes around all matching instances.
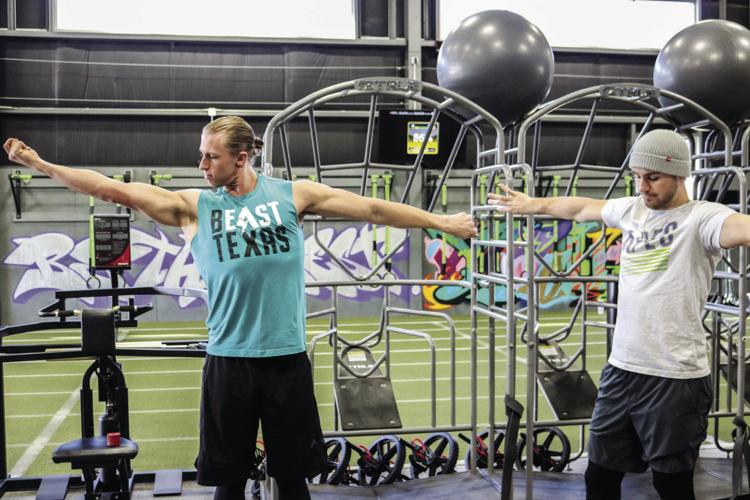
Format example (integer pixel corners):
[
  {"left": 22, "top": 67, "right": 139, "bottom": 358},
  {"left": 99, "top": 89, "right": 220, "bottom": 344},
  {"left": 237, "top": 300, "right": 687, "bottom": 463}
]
[{"left": 628, "top": 129, "right": 691, "bottom": 177}]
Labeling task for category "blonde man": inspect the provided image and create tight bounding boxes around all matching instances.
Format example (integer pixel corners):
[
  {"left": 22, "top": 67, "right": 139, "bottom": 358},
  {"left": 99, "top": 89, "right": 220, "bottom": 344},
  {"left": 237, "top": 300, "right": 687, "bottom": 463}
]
[{"left": 5, "top": 117, "right": 476, "bottom": 500}]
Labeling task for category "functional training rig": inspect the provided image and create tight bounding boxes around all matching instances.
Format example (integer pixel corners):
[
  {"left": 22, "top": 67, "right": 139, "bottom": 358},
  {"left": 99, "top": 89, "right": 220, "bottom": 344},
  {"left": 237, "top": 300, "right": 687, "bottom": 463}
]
[
  {"left": 262, "top": 77, "right": 750, "bottom": 498},
  {"left": 261, "top": 77, "right": 526, "bottom": 496},
  {"left": 493, "top": 82, "right": 749, "bottom": 498}
]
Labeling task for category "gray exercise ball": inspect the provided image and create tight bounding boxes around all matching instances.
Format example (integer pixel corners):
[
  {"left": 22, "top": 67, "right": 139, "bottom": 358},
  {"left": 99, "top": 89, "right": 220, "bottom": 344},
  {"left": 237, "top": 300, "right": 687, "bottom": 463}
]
[
  {"left": 654, "top": 19, "right": 750, "bottom": 126},
  {"left": 437, "top": 10, "right": 554, "bottom": 126}
]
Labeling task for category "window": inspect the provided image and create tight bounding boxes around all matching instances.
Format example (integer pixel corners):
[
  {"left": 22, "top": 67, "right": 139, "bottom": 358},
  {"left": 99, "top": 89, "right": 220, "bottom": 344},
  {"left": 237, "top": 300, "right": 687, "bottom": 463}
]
[
  {"left": 438, "top": 0, "right": 695, "bottom": 50},
  {"left": 55, "top": 0, "right": 356, "bottom": 39}
]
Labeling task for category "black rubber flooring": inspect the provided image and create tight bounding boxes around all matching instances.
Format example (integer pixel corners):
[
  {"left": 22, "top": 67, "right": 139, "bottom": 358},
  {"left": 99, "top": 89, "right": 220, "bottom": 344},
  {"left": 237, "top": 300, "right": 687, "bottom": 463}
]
[
  {"left": 2, "top": 457, "right": 748, "bottom": 499},
  {"left": 309, "top": 457, "right": 750, "bottom": 500}
]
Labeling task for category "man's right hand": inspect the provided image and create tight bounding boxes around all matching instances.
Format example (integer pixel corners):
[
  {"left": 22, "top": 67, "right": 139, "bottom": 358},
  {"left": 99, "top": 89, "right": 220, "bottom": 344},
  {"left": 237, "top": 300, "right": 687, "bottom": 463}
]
[
  {"left": 3, "top": 138, "right": 41, "bottom": 168},
  {"left": 442, "top": 212, "right": 479, "bottom": 239}
]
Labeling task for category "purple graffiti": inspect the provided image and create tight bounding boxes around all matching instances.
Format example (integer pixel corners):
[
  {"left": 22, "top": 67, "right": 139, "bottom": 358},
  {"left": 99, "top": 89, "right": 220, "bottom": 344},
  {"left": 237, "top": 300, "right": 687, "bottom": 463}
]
[
  {"left": 4, "top": 228, "right": 206, "bottom": 308},
  {"left": 305, "top": 224, "right": 411, "bottom": 302},
  {"left": 3, "top": 224, "right": 413, "bottom": 308}
]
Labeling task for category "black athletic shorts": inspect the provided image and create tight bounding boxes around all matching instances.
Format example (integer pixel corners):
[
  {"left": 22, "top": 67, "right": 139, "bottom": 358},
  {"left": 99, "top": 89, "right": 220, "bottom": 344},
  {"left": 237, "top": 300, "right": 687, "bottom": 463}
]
[
  {"left": 195, "top": 352, "right": 326, "bottom": 485},
  {"left": 588, "top": 364, "right": 712, "bottom": 474}
]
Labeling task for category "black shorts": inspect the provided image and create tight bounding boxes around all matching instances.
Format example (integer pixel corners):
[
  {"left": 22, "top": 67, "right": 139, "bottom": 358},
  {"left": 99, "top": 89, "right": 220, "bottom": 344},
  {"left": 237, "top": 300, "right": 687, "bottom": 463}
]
[
  {"left": 588, "top": 364, "right": 712, "bottom": 474},
  {"left": 195, "top": 352, "right": 326, "bottom": 485}
]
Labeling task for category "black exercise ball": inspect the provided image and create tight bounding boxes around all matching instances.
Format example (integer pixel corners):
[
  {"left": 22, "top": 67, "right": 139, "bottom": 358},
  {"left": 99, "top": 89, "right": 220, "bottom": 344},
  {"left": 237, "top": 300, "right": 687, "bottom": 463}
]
[
  {"left": 654, "top": 19, "right": 750, "bottom": 126},
  {"left": 437, "top": 10, "right": 554, "bottom": 126}
]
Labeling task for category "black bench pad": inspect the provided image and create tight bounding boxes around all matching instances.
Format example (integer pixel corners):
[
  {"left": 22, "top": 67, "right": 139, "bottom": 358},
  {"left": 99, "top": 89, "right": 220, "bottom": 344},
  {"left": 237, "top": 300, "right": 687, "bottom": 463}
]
[{"left": 52, "top": 437, "right": 138, "bottom": 464}]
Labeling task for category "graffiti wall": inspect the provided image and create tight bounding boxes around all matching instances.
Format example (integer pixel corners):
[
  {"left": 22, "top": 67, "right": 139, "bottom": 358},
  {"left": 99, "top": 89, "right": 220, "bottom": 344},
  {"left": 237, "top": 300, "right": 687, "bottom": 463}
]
[
  {"left": 422, "top": 221, "right": 622, "bottom": 310},
  {"left": 3, "top": 218, "right": 622, "bottom": 315},
  {"left": 2, "top": 223, "right": 412, "bottom": 310},
  {"left": 302, "top": 224, "right": 411, "bottom": 302}
]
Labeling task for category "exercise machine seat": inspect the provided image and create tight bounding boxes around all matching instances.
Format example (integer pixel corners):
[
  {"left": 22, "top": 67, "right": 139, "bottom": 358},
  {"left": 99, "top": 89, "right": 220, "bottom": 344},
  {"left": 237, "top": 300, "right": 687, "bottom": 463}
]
[{"left": 52, "top": 437, "right": 138, "bottom": 466}]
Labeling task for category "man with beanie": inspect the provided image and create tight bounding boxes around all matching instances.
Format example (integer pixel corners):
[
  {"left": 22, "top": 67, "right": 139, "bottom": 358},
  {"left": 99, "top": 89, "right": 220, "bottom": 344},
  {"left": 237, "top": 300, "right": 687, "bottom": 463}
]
[{"left": 489, "top": 128, "right": 750, "bottom": 500}]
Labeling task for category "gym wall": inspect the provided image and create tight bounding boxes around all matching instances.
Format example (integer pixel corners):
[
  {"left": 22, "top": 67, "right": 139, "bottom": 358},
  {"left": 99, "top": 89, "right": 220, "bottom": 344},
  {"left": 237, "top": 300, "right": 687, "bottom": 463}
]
[{"left": 0, "top": 0, "right": 704, "bottom": 325}]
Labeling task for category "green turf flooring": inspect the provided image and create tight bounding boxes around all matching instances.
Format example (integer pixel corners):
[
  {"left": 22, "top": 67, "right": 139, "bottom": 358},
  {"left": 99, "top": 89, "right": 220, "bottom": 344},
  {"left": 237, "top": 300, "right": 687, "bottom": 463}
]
[{"left": 0, "top": 311, "right": 742, "bottom": 478}]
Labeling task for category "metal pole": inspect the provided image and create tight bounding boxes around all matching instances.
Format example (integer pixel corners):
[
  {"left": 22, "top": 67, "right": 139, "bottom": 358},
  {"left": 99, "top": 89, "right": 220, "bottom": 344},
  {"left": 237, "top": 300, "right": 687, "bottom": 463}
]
[
  {"left": 405, "top": 0, "right": 422, "bottom": 106},
  {"left": 525, "top": 186, "right": 536, "bottom": 500},
  {"left": 47, "top": 0, "right": 56, "bottom": 31},
  {"left": 388, "top": 0, "right": 397, "bottom": 39},
  {"left": 470, "top": 168, "right": 479, "bottom": 472},
  {"left": 7, "top": 0, "right": 16, "bottom": 30}
]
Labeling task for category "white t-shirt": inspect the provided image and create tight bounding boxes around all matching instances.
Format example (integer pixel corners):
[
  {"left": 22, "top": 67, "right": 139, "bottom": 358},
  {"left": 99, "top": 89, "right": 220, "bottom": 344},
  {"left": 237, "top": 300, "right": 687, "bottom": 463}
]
[{"left": 601, "top": 197, "right": 734, "bottom": 379}]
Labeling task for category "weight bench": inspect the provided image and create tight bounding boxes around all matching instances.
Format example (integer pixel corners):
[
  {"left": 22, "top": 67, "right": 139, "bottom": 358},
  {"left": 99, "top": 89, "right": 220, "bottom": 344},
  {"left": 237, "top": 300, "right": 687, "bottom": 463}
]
[{"left": 52, "top": 436, "right": 138, "bottom": 499}]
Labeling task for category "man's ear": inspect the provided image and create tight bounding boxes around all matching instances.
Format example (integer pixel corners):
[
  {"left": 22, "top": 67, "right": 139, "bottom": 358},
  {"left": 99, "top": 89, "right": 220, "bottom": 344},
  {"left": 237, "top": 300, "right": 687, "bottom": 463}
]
[{"left": 236, "top": 151, "right": 249, "bottom": 168}]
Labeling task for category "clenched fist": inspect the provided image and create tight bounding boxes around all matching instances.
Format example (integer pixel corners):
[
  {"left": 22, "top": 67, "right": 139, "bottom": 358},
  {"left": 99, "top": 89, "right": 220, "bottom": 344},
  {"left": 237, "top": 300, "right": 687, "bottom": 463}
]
[
  {"left": 443, "top": 212, "right": 478, "bottom": 239},
  {"left": 3, "top": 138, "right": 41, "bottom": 168}
]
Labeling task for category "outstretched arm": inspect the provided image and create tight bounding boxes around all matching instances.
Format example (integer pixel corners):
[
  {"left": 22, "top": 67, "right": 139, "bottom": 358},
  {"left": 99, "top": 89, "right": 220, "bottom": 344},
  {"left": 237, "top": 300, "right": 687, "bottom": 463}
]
[
  {"left": 293, "top": 180, "right": 477, "bottom": 238},
  {"left": 487, "top": 184, "right": 606, "bottom": 222},
  {"left": 4, "top": 138, "right": 198, "bottom": 228},
  {"left": 719, "top": 213, "right": 750, "bottom": 249}
]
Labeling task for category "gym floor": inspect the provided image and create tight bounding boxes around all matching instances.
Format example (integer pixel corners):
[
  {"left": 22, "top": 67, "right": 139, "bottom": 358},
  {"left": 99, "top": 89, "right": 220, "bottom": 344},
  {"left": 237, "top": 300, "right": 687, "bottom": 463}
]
[{"left": 2, "top": 310, "right": 739, "bottom": 480}]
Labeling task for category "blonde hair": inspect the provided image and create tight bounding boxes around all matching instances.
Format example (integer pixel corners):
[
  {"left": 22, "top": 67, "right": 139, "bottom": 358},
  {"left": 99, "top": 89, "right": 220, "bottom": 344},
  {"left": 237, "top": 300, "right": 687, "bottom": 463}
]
[{"left": 202, "top": 116, "right": 264, "bottom": 159}]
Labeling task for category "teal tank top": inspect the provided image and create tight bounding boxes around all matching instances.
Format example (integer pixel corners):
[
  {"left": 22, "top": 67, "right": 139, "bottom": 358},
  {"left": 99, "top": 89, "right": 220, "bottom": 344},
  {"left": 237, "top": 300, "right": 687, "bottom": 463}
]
[{"left": 189, "top": 175, "right": 306, "bottom": 357}]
